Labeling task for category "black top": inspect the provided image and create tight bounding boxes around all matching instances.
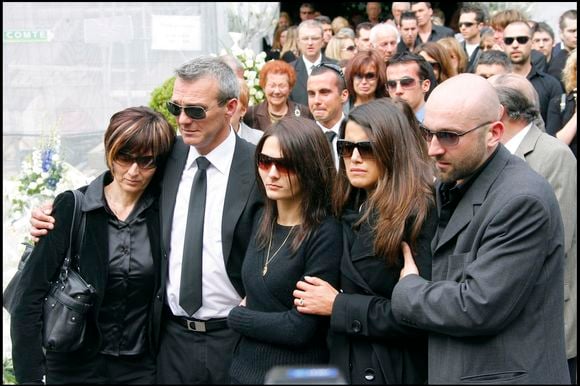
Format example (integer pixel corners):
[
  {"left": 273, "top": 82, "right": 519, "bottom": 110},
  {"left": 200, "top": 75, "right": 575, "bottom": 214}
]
[
  {"left": 228, "top": 217, "right": 342, "bottom": 384},
  {"left": 99, "top": 174, "right": 156, "bottom": 355},
  {"left": 546, "top": 92, "right": 577, "bottom": 158},
  {"left": 527, "top": 65, "right": 564, "bottom": 126}
]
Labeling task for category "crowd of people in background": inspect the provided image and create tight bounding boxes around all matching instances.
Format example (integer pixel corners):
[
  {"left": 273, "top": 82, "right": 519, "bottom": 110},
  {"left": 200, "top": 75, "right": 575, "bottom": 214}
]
[{"left": 16, "top": 2, "right": 576, "bottom": 385}]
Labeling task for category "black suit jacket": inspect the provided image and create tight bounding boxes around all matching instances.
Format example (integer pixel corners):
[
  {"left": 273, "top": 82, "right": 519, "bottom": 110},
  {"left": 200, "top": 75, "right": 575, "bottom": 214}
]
[
  {"left": 151, "top": 134, "right": 264, "bottom": 349},
  {"left": 289, "top": 55, "right": 339, "bottom": 106}
]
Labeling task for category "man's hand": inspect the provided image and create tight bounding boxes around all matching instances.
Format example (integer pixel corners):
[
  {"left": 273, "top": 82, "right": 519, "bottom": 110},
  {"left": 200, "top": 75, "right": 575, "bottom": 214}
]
[
  {"left": 399, "top": 241, "right": 419, "bottom": 279},
  {"left": 29, "top": 201, "right": 55, "bottom": 242}
]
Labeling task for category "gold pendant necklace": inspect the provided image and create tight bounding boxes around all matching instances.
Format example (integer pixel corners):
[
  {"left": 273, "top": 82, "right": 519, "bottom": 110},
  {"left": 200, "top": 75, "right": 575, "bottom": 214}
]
[{"left": 263, "top": 225, "right": 295, "bottom": 276}]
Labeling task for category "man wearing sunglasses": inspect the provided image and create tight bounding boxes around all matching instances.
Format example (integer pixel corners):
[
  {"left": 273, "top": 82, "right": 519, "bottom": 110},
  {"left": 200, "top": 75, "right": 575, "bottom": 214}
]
[
  {"left": 152, "top": 57, "right": 264, "bottom": 384},
  {"left": 489, "top": 74, "right": 577, "bottom": 384},
  {"left": 289, "top": 19, "right": 339, "bottom": 107},
  {"left": 386, "top": 52, "right": 432, "bottom": 122},
  {"left": 503, "top": 21, "right": 563, "bottom": 127},
  {"left": 458, "top": 5, "right": 486, "bottom": 73},
  {"left": 391, "top": 73, "right": 570, "bottom": 384}
]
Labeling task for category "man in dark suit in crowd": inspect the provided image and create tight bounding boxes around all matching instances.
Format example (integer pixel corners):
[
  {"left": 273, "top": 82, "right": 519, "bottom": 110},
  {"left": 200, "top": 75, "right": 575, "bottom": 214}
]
[
  {"left": 410, "top": 2, "right": 454, "bottom": 44},
  {"left": 391, "top": 73, "right": 570, "bottom": 384},
  {"left": 289, "top": 19, "right": 338, "bottom": 107},
  {"left": 547, "top": 9, "right": 577, "bottom": 85}
]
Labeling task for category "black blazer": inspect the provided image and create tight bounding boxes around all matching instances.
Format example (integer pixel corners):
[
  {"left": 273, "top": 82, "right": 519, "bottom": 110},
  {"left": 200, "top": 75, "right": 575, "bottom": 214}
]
[
  {"left": 151, "top": 135, "right": 264, "bottom": 349},
  {"left": 289, "top": 55, "right": 339, "bottom": 107},
  {"left": 11, "top": 175, "right": 163, "bottom": 383},
  {"left": 328, "top": 207, "right": 437, "bottom": 384}
]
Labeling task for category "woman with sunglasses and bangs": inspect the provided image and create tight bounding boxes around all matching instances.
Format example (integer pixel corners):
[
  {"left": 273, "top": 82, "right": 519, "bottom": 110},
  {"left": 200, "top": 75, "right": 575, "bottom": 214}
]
[
  {"left": 344, "top": 49, "right": 389, "bottom": 109},
  {"left": 293, "top": 98, "right": 438, "bottom": 384},
  {"left": 227, "top": 116, "right": 342, "bottom": 384},
  {"left": 11, "top": 107, "right": 175, "bottom": 384}
]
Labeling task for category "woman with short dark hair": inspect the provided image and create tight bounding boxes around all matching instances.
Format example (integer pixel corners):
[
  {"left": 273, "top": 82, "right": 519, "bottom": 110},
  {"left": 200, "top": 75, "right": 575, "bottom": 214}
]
[{"left": 11, "top": 106, "right": 175, "bottom": 384}]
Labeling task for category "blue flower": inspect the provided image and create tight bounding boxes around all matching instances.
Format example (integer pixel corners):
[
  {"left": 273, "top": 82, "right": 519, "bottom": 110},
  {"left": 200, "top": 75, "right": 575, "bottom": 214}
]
[{"left": 41, "top": 148, "right": 53, "bottom": 172}]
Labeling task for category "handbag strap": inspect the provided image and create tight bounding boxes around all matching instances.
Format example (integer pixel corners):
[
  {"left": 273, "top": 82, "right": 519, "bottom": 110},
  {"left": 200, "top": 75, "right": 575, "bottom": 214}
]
[{"left": 59, "top": 190, "right": 86, "bottom": 279}]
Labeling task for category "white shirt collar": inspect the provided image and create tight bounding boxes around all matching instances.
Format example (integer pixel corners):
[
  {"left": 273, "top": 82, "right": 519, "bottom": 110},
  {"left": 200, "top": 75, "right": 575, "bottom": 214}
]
[
  {"left": 504, "top": 122, "right": 532, "bottom": 154},
  {"left": 185, "top": 125, "right": 236, "bottom": 175},
  {"left": 303, "top": 54, "right": 322, "bottom": 75},
  {"left": 316, "top": 112, "right": 345, "bottom": 135}
]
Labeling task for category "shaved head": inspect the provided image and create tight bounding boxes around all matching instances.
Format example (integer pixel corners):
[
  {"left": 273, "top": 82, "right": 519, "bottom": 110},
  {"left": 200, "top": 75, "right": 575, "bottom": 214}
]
[{"left": 426, "top": 73, "right": 502, "bottom": 127}]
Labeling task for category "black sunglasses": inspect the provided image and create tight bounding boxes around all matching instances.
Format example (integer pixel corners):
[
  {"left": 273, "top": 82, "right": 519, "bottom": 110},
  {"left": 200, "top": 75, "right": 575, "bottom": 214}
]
[
  {"left": 336, "top": 139, "right": 374, "bottom": 159},
  {"left": 342, "top": 45, "right": 356, "bottom": 52},
  {"left": 313, "top": 62, "right": 345, "bottom": 79},
  {"left": 428, "top": 61, "right": 441, "bottom": 72},
  {"left": 354, "top": 72, "right": 377, "bottom": 81},
  {"left": 115, "top": 152, "right": 157, "bottom": 169},
  {"left": 257, "top": 153, "right": 295, "bottom": 174},
  {"left": 503, "top": 36, "right": 530, "bottom": 45},
  {"left": 386, "top": 77, "right": 418, "bottom": 90},
  {"left": 166, "top": 101, "right": 213, "bottom": 120},
  {"left": 458, "top": 22, "right": 475, "bottom": 28},
  {"left": 421, "top": 121, "right": 492, "bottom": 147}
]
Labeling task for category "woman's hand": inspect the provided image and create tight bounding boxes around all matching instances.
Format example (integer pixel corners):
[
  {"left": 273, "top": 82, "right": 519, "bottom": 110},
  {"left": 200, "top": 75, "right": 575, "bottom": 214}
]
[
  {"left": 399, "top": 241, "right": 419, "bottom": 279},
  {"left": 293, "top": 276, "right": 338, "bottom": 316}
]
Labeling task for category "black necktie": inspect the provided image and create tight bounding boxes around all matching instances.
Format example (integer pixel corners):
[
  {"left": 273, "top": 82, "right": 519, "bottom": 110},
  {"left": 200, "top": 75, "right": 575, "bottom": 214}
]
[
  {"left": 179, "top": 156, "right": 210, "bottom": 316},
  {"left": 325, "top": 131, "right": 337, "bottom": 162}
]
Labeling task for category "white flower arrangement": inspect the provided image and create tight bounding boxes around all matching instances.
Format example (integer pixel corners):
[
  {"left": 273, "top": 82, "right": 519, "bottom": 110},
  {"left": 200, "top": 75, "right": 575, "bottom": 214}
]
[
  {"left": 221, "top": 46, "right": 268, "bottom": 106},
  {"left": 4, "top": 125, "right": 89, "bottom": 244}
]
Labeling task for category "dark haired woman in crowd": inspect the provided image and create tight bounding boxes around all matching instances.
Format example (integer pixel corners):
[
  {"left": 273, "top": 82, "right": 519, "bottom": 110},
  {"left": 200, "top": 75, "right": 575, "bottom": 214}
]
[
  {"left": 227, "top": 116, "right": 342, "bottom": 384},
  {"left": 11, "top": 106, "right": 175, "bottom": 384},
  {"left": 293, "top": 98, "right": 437, "bottom": 384}
]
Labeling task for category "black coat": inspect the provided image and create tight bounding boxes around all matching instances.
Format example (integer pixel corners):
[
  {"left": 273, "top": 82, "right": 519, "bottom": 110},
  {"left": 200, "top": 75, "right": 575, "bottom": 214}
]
[{"left": 328, "top": 207, "right": 437, "bottom": 384}]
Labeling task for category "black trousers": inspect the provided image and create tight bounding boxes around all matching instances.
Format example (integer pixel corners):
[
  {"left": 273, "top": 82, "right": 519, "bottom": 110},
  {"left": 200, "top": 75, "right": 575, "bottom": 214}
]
[
  {"left": 569, "top": 357, "right": 577, "bottom": 385},
  {"left": 45, "top": 350, "right": 156, "bottom": 384},
  {"left": 156, "top": 314, "right": 240, "bottom": 384}
]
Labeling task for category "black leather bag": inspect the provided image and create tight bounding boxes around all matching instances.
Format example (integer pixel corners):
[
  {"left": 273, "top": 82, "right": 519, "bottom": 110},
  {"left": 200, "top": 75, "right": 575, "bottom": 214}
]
[
  {"left": 3, "top": 242, "right": 34, "bottom": 314},
  {"left": 42, "top": 189, "right": 96, "bottom": 352}
]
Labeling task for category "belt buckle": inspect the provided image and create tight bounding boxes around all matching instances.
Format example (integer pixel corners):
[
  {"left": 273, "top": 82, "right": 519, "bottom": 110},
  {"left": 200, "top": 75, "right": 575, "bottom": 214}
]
[{"left": 186, "top": 320, "right": 206, "bottom": 332}]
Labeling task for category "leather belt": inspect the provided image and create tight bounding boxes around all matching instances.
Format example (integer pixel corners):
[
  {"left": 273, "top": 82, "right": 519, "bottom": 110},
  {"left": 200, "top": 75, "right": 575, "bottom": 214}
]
[{"left": 168, "top": 313, "right": 229, "bottom": 332}]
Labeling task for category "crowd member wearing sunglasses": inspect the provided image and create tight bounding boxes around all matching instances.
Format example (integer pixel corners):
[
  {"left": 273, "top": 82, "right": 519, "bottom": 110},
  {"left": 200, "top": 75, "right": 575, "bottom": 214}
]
[
  {"left": 392, "top": 73, "right": 570, "bottom": 384},
  {"left": 457, "top": 5, "right": 486, "bottom": 73},
  {"left": 324, "top": 29, "right": 357, "bottom": 68},
  {"left": 414, "top": 41, "right": 457, "bottom": 84},
  {"left": 12, "top": 107, "right": 175, "bottom": 384},
  {"left": 227, "top": 117, "right": 341, "bottom": 384},
  {"left": 29, "top": 57, "right": 265, "bottom": 384},
  {"left": 502, "top": 21, "right": 564, "bottom": 128},
  {"left": 344, "top": 49, "right": 388, "bottom": 109},
  {"left": 386, "top": 52, "right": 434, "bottom": 122},
  {"left": 293, "top": 98, "right": 437, "bottom": 384}
]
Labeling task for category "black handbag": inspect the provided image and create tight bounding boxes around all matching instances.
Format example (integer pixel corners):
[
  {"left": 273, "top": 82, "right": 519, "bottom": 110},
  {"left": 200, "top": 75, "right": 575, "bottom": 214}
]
[
  {"left": 42, "top": 189, "right": 96, "bottom": 352},
  {"left": 3, "top": 242, "right": 34, "bottom": 314}
]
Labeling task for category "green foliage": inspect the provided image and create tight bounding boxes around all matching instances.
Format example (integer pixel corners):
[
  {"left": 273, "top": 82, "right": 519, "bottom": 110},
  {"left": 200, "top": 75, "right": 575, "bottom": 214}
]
[
  {"left": 149, "top": 76, "right": 177, "bottom": 130},
  {"left": 3, "top": 358, "right": 15, "bottom": 384}
]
